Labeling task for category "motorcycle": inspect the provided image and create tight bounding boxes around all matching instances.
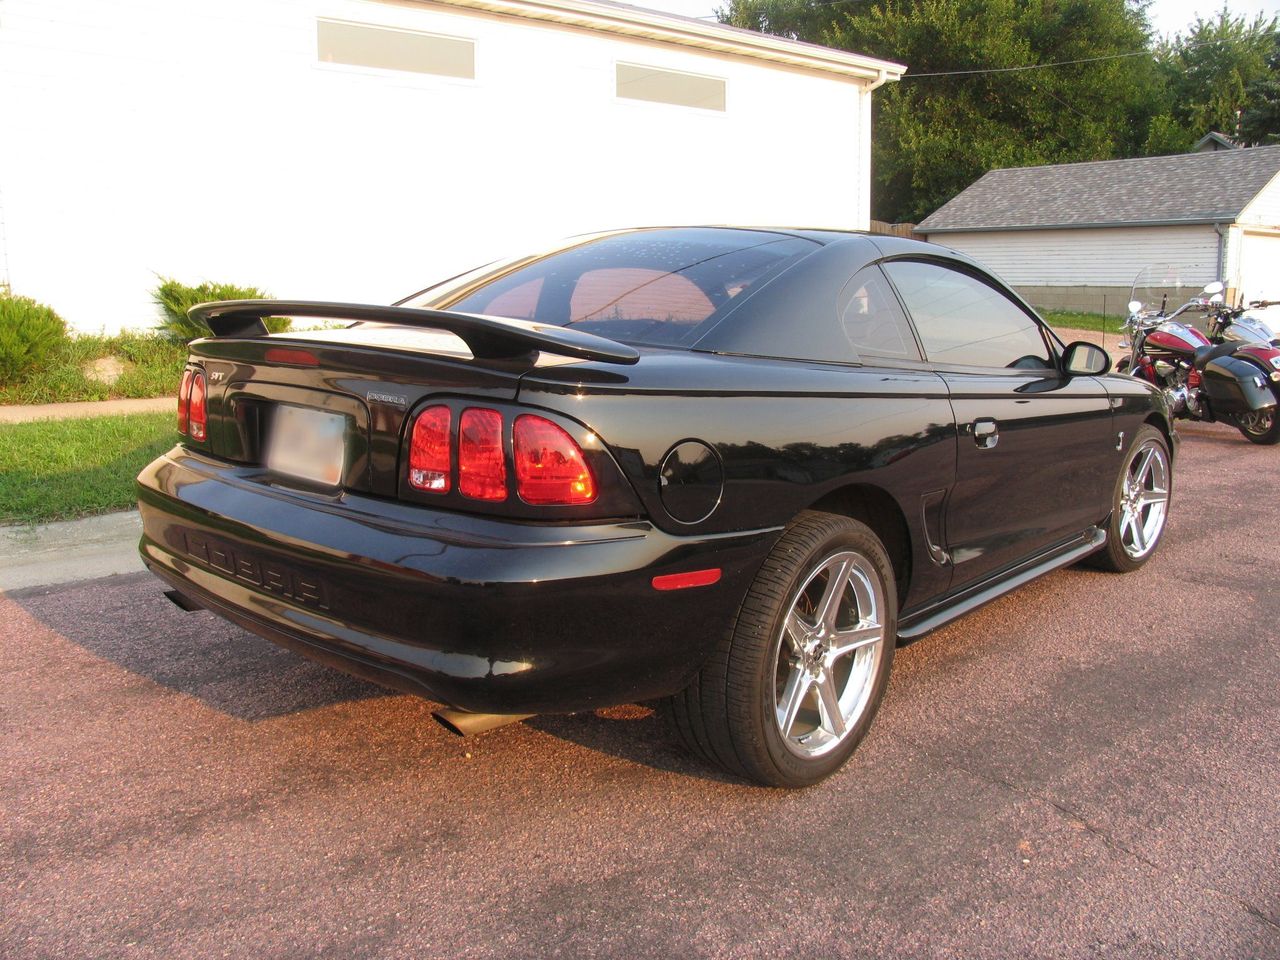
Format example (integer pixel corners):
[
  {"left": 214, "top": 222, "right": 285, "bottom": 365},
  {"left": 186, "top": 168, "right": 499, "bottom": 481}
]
[
  {"left": 1117, "top": 265, "right": 1280, "bottom": 445},
  {"left": 1207, "top": 298, "right": 1280, "bottom": 348}
]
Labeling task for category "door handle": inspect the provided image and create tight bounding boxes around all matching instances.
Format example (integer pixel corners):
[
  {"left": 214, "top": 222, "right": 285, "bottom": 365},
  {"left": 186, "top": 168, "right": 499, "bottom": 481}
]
[{"left": 972, "top": 418, "right": 999, "bottom": 449}]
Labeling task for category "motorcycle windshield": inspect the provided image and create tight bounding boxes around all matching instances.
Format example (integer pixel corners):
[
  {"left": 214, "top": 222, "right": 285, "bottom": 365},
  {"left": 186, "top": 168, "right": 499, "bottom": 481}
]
[{"left": 1131, "top": 264, "right": 1217, "bottom": 315}]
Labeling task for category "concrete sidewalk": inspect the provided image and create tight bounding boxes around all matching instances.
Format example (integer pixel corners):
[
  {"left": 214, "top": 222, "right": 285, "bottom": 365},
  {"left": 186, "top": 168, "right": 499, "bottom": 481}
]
[
  {"left": 0, "top": 396, "right": 175, "bottom": 424},
  {"left": 0, "top": 511, "right": 144, "bottom": 591}
]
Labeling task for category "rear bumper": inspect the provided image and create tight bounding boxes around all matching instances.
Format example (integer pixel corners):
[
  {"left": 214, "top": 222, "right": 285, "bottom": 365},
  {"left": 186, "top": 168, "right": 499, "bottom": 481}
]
[{"left": 136, "top": 447, "right": 777, "bottom": 714}]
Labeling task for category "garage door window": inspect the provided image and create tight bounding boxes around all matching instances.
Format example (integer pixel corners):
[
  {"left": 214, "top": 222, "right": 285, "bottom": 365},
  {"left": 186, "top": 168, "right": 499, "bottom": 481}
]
[
  {"left": 616, "top": 63, "right": 726, "bottom": 111},
  {"left": 317, "top": 20, "right": 475, "bottom": 80},
  {"left": 884, "top": 260, "right": 1050, "bottom": 369}
]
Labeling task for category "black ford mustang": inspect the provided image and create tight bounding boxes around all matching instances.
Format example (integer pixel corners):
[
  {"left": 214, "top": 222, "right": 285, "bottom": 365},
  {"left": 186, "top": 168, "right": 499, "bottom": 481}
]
[{"left": 137, "top": 227, "right": 1174, "bottom": 787}]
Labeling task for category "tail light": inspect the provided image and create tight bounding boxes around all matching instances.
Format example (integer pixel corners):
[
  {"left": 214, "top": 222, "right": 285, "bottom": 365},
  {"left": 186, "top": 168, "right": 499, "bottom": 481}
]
[
  {"left": 409, "top": 405, "right": 451, "bottom": 493},
  {"left": 404, "top": 406, "right": 599, "bottom": 508},
  {"left": 177, "top": 367, "right": 206, "bottom": 441},
  {"left": 188, "top": 372, "right": 207, "bottom": 441},
  {"left": 514, "top": 415, "right": 596, "bottom": 505},
  {"left": 177, "top": 368, "right": 193, "bottom": 435},
  {"left": 458, "top": 408, "right": 506, "bottom": 501}
]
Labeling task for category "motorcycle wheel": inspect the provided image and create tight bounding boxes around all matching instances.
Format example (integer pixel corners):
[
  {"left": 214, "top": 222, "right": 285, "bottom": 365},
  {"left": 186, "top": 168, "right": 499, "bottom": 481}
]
[
  {"left": 1235, "top": 385, "right": 1280, "bottom": 445},
  {"left": 1085, "top": 425, "right": 1171, "bottom": 573}
]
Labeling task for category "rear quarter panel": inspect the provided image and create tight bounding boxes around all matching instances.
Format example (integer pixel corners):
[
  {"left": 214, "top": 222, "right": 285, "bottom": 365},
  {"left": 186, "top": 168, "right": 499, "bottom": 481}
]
[{"left": 519, "top": 351, "right": 957, "bottom": 609}]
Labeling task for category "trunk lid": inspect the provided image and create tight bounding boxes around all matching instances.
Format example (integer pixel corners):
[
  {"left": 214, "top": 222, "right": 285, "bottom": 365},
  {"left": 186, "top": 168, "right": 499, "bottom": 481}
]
[{"left": 191, "top": 326, "right": 528, "bottom": 497}]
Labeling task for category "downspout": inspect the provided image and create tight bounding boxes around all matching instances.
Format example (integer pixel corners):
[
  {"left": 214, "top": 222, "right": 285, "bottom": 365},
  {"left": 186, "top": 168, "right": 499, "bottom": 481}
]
[
  {"left": 858, "top": 69, "right": 894, "bottom": 228},
  {"left": 1214, "top": 221, "right": 1228, "bottom": 293},
  {"left": 866, "top": 68, "right": 891, "bottom": 92}
]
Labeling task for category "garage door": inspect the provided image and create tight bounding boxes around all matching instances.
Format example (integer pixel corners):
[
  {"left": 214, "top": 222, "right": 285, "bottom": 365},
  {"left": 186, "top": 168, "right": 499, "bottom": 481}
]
[{"left": 1239, "top": 232, "right": 1280, "bottom": 302}]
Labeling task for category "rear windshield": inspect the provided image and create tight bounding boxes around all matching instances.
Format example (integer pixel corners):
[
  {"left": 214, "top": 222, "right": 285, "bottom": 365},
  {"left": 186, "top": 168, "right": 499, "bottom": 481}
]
[{"left": 412, "top": 228, "right": 818, "bottom": 348}]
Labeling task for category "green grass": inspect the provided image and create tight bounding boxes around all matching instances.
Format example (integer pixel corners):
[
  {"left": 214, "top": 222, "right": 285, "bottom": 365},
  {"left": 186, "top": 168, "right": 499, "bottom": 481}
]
[
  {"left": 0, "top": 332, "right": 186, "bottom": 405},
  {"left": 1040, "top": 310, "right": 1118, "bottom": 334},
  {"left": 0, "top": 412, "right": 175, "bottom": 524}
]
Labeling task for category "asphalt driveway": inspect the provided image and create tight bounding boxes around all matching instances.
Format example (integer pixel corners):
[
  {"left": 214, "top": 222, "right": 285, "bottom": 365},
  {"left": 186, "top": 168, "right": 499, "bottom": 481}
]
[{"left": 2, "top": 421, "right": 1277, "bottom": 959}]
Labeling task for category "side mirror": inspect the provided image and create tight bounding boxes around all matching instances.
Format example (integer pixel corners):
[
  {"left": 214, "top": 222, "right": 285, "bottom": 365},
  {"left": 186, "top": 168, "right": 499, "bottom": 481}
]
[
  {"left": 1203, "top": 281, "right": 1225, "bottom": 296},
  {"left": 1210, "top": 293, "right": 1225, "bottom": 304},
  {"left": 1128, "top": 300, "right": 1144, "bottom": 314},
  {"left": 1062, "top": 340, "right": 1111, "bottom": 376}
]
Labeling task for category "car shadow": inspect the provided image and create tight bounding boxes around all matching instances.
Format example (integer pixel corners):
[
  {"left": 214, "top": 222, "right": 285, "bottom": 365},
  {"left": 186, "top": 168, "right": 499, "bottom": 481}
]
[
  {"left": 10, "top": 571, "right": 743, "bottom": 783},
  {"left": 10, "top": 572, "right": 390, "bottom": 721},
  {"left": 7, "top": 576, "right": 742, "bottom": 783},
  {"left": 527, "top": 706, "right": 749, "bottom": 786}
]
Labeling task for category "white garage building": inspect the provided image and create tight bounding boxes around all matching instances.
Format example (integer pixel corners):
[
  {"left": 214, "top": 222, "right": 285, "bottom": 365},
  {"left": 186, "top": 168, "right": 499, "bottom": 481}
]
[
  {"left": 0, "top": 0, "right": 903, "bottom": 333},
  {"left": 917, "top": 147, "right": 1280, "bottom": 315}
]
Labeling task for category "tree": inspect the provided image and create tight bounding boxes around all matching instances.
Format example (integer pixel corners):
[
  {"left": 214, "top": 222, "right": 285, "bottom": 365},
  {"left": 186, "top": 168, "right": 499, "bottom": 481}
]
[
  {"left": 1238, "top": 34, "right": 1280, "bottom": 144},
  {"left": 720, "top": 0, "right": 1160, "bottom": 223},
  {"left": 1156, "top": 8, "right": 1276, "bottom": 140},
  {"left": 1141, "top": 113, "right": 1196, "bottom": 154}
]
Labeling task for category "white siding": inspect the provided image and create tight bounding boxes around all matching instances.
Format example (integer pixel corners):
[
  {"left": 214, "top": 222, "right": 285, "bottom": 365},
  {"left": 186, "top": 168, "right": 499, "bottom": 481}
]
[
  {"left": 926, "top": 225, "right": 1220, "bottom": 287},
  {"left": 1232, "top": 171, "right": 1280, "bottom": 302},
  {"left": 1237, "top": 170, "right": 1280, "bottom": 228},
  {"left": 0, "top": 0, "right": 874, "bottom": 332}
]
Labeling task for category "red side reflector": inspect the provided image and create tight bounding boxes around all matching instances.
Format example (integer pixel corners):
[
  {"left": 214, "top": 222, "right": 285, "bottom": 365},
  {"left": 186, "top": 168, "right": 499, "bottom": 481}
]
[
  {"left": 513, "top": 415, "right": 596, "bottom": 505},
  {"left": 177, "top": 368, "right": 193, "bottom": 435},
  {"left": 651, "top": 569, "right": 722, "bottom": 591},
  {"left": 458, "top": 408, "right": 506, "bottom": 501},
  {"left": 409, "top": 406, "right": 452, "bottom": 493},
  {"left": 188, "top": 372, "right": 207, "bottom": 441},
  {"left": 264, "top": 347, "right": 320, "bottom": 367}
]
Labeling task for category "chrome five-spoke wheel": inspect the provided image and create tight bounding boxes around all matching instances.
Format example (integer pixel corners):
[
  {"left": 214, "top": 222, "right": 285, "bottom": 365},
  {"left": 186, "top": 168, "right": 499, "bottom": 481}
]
[
  {"left": 1117, "top": 438, "right": 1169, "bottom": 560},
  {"left": 665, "top": 511, "right": 897, "bottom": 787},
  {"left": 1088, "top": 424, "right": 1171, "bottom": 573},
  {"left": 773, "top": 550, "right": 886, "bottom": 758}
]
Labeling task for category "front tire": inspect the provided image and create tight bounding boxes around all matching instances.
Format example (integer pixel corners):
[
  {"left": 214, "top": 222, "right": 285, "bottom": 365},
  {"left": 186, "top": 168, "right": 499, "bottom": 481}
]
[
  {"left": 666, "top": 511, "right": 896, "bottom": 788},
  {"left": 1086, "top": 425, "right": 1171, "bottom": 572},
  {"left": 1234, "top": 386, "right": 1280, "bottom": 445}
]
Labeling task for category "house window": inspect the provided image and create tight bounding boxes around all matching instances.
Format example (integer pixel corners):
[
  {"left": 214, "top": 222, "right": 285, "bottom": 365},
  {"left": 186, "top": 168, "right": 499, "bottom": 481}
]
[
  {"left": 616, "top": 63, "right": 726, "bottom": 111},
  {"left": 317, "top": 19, "right": 475, "bottom": 80}
]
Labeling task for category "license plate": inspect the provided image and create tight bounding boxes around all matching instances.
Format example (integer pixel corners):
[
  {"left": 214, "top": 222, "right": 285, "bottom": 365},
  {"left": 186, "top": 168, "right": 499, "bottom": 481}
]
[{"left": 266, "top": 405, "right": 346, "bottom": 487}]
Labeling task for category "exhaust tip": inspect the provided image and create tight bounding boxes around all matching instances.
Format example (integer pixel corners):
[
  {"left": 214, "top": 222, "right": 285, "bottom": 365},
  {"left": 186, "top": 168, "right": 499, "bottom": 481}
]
[
  {"left": 164, "top": 589, "right": 203, "bottom": 613},
  {"left": 432, "top": 709, "right": 534, "bottom": 737}
]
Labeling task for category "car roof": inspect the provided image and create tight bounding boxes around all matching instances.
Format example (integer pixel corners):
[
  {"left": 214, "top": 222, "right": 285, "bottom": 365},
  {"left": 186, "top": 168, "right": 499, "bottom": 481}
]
[{"left": 689, "top": 227, "right": 955, "bottom": 261}]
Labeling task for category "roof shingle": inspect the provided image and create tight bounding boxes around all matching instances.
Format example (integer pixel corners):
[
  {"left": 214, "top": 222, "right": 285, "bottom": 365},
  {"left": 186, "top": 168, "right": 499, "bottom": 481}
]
[{"left": 917, "top": 146, "right": 1280, "bottom": 233}]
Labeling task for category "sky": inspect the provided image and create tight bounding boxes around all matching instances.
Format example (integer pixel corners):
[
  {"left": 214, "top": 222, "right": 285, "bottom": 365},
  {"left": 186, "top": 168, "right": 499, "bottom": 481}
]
[{"left": 639, "top": 0, "right": 1280, "bottom": 40}]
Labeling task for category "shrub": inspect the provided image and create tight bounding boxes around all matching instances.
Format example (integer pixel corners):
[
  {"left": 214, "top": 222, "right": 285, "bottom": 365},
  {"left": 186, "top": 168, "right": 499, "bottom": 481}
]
[
  {"left": 0, "top": 330, "right": 187, "bottom": 405},
  {"left": 153, "top": 278, "right": 291, "bottom": 342},
  {"left": 0, "top": 293, "right": 69, "bottom": 385}
]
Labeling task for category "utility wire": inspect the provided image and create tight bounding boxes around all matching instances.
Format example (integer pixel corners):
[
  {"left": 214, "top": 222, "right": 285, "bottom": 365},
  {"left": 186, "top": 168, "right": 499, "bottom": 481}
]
[
  {"left": 693, "top": 5, "right": 1278, "bottom": 78},
  {"left": 904, "top": 30, "right": 1279, "bottom": 77},
  {"left": 905, "top": 48, "right": 1154, "bottom": 77}
]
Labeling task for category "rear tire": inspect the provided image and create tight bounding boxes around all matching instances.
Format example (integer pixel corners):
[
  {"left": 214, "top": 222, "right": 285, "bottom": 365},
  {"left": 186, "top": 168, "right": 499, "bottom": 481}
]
[
  {"left": 1086, "top": 425, "right": 1171, "bottom": 573},
  {"left": 665, "top": 511, "right": 896, "bottom": 788},
  {"left": 1235, "top": 386, "right": 1280, "bottom": 445}
]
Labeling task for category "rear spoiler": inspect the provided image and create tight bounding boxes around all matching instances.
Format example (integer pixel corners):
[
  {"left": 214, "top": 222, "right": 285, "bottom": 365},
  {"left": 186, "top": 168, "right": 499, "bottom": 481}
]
[{"left": 188, "top": 300, "right": 641, "bottom": 366}]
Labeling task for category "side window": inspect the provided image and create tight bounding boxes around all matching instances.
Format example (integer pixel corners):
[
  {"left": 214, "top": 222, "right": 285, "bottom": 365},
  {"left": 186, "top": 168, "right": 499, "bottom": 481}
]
[
  {"left": 838, "top": 266, "right": 920, "bottom": 361},
  {"left": 883, "top": 260, "right": 1051, "bottom": 369}
]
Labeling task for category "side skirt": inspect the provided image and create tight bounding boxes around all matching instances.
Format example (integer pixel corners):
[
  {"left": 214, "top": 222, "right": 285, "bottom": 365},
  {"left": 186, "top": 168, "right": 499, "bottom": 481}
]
[{"left": 896, "top": 526, "right": 1106, "bottom": 644}]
